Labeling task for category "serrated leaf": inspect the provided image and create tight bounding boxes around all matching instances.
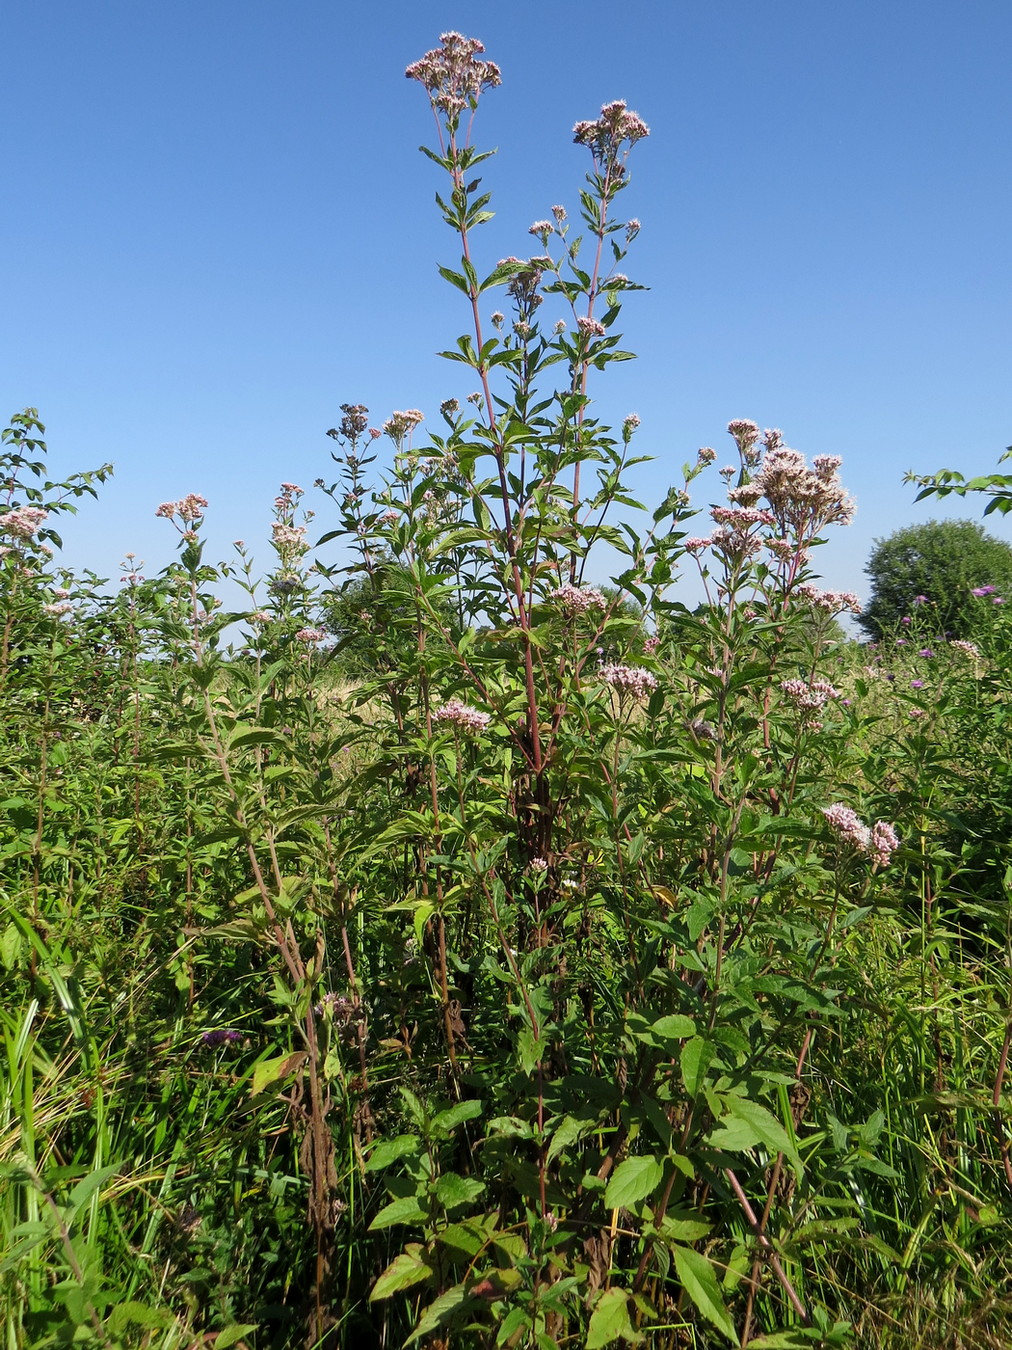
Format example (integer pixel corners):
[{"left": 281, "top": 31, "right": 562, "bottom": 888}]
[
  {"left": 370, "top": 1246, "right": 434, "bottom": 1301},
  {"left": 586, "top": 1287, "right": 641, "bottom": 1347},
  {"left": 407, "top": 1283, "right": 470, "bottom": 1343},
  {"left": 672, "top": 1245, "right": 737, "bottom": 1343},
  {"left": 369, "top": 1194, "right": 429, "bottom": 1231},
  {"left": 434, "top": 1171, "right": 485, "bottom": 1211},
  {"left": 431, "top": 1099, "right": 484, "bottom": 1134},
  {"left": 681, "top": 1038, "right": 715, "bottom": 1097},
  {"left": 719, "top": 1094, "right": 803, "bottom": 1175},
  {"left": 605, "top": 1155, "right": 663, "bottom": 1209},
  {"left": 649, "top": 1014, "right": 695, "bottom": 1045},
  {"left": 364, "top": 1134, "right": 420, "bottom": 1173}
]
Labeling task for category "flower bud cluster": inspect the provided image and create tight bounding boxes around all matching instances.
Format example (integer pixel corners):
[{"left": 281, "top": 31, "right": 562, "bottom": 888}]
[
  {"left": 383, "top": 410, "right": 425, "bottom": 443},
  {"left": 600, "top": 663, "right": 658, "bottom": 699},
  {"left": 1, "top": 505, "right": 49, "bottom": 539},
  {"left": 551, "top": 583, "right": 606, "bottom": 614},
  {"left": 432, "top": 699, "right": 492, "bottom": 734},
  {"left": 573, "top": 100, "right": 649, "bottom": 176},
  {"left": 949, "top": 639, "right": 981, "bottom": 659},
  {"left": 821, "top": 805, "right": 900, "bottom": 868},
  {"left": 156, "top": 494, "right": 208, "bottom": 523},
  {"left": 780, "top": 678, "right": 841, "bottom": 714},
  {"left": 793, "top": 584, "right": 862, "bottom": 615},
  {"left": 405, "top": 32, "right": 502, "bottom": 117}
]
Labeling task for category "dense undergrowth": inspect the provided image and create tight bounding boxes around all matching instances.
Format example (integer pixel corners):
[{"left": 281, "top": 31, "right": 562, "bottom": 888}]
[{"left": 3, "top": 32, "right": 1012, "bottom": 1350}]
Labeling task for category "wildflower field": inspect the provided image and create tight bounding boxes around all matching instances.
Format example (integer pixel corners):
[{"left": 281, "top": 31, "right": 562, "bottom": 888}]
[{"left": 3, "top": 32, "right": 1012, "bottom": 1350}]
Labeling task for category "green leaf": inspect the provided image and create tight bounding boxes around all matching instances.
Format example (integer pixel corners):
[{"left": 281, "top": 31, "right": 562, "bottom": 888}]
[
  {"left": 681, "top": 1038, "right": 715, "bottom": 1097},
  {"left": 214, "top": 1326, "right": 260, "bottom": 1349},
  {"left": 106, "top": 1303, "right": 174, "bottom": 1334},
  {"left": 586, "top": 1287, "right": 641, "bottom": 1348},
  {"left": 407, "top": 1283, "right": 470, "bottom": 1343},
  {"left": 431, "top": 1099, "right": 484, "bottom": 1134},
  {"left": 605, "top": 1155, "right": 664, "bottom": 1210},
  {"left": 672, "top": 1245, "right": 737, "bottom": 1343},
  {"left": 434, "top": 1171, "right": 485, "bottom": 1211},
  {"left": 250, "top": 1051, "right": 307, "bottom": 1097},
  {"left": 369, "top": 1194, "right": 429, "bottom": 1231},
  {"left": 648, "top": 1014, "right": 695, "bottom": 1046},
  {"left": 719, "top": 1094, "right": 803, "bottom": 1176},
  {"left": 370, "top": 1245, "right": 434, "bottom": 1301},
  {"left": 364, "top": 1134, "right": 420, "bottom": 1173}
]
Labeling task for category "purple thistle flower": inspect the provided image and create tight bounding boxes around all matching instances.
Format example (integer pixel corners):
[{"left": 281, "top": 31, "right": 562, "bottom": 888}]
[{"left": 201, "top": 1029, "right": 242, "bottom": 1048}]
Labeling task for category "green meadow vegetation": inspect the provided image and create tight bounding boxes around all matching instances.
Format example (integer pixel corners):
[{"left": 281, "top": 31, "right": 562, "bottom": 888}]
[{"left": 3, "top": 32, "right": 1012, "bottom": 1350}]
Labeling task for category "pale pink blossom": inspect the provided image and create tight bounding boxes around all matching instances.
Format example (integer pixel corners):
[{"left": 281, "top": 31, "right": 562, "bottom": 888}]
[
  {"left": 551, "top": 583, "right": 606, "bottom": 614},
  {"left": 432, "top": 699, "right": 492, "bottom": 734},
  {"left": 1, "top": 506, "right": 49, "bottom": 539},
  {"left": 600, "top": 663, "right": 658, "bottom": 699}
]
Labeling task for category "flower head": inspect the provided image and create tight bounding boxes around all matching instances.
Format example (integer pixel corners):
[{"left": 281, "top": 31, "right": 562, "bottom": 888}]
[
  {"left": 551, "top": 583, "right": 606, "bottom": 615},
  {"left": 599, "top": 663, "right": 658, "bottom": 699},
  {"left": 573, "top": 100, "right": 649, "bottom": 176},
  {"left": 0, "top": 506, "right": 49, "bottom": 540},
  {"left": 406, "top": 32, "right": 502, "bottom": 117},
  {"left": 432, "top": 699, "right": 492, "bottom": 734}
]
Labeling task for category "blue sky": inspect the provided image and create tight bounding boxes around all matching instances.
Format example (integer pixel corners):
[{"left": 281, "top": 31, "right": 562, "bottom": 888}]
[{"left": 4, "top": 0, "right": 1011, "bottom": 605}]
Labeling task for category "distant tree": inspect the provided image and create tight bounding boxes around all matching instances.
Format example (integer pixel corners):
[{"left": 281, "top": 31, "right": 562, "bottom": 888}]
[
  {"left": 857, "top": 518, "right": 1012, "bottom": 640},
  {"left": 319, "top": 562, "right": 452, "bottom": 678}
]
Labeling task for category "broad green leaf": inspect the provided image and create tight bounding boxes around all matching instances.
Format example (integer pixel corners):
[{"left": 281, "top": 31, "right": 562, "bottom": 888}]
[
  {"left": 431, "top": 1099, "right": 484, "bottom": 1134},
  {"left": 605, "top": 1155, "right": 664, "bottom": 1210},
  {"left": 106, "top": 1303, "right": 174, "bottom": 1334},
  {"left": 672, "top": 1245, "right": 737, "bottom": 1343},
  {"left": 586, "top": 1287, "right": 641, "bottom": 1348},
  {"left": 250, "top": 1052, "right": 307, "bottom": 1097},
  {"left": 407, "top": 1283, "right": 470, "bottom": 1343},
  {"left": 720, "top": 1094, "right": 803, "bottom": 1175},
  {"left": 370, "top": 1245, "right": 434, "bottom": 1301},
  {"left": 434, "top": 1171, "right": 485, "bottom": 1211},
  {"left": 680, "top": 1038, "right": 715, "bottom": 1097},
  {"left": 649, "top": 1014, "right": 695, "bottom": 1046},
  {"left": 368, "top": 1195, "right": 429, "bottom": 1231},
  {"left": 364, "top": 1134, "right": 420, "bottom": 1173}
]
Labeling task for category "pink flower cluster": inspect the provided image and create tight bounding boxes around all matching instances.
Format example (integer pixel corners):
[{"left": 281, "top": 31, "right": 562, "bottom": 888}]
[
  {"left": 821, "top": 804, "right": 900, "bottom": 868},
  {"left": 295, "top": 627, "right": 326, "bottom": 644},
  {"left": 793, "top": 583, "right": 862, "bottom": 615},
  {"left": 383, "top": 410, "right": 425, "bottom": 443},
  {"left": 600, "top": 663, "right": 658, "bottom": 699},
  {"left": 156, "top": 494, "right": 208, "bottom": 523},
  {"left": 750, "top": 445, "right": 855, "bottom": 534},
  {"left": 577, "top": 316, "right": 607, "bottom": 338},
  {"left": 405, "top": 32, "right": 502, "bottom": 116},
  {"left": 780, "top": 678, "right": 841, "bottom": 713},
  {"left": 432, "top": 699, "right": 492, "bottom": 734},
  {"left": 1, "top": 506, "right": 49, "bottom": 539},
  {"left": 949, "top": 639, "right": 981, "bottom": 659},
  {"left": 272, "top": 522, "right": 308, "bottom": 553},
  {"left": 573, "top": 99, "right": 649, "bottom": 150},
  {"left": 551, "top": 583, "right": 606, "bottom": 614}
]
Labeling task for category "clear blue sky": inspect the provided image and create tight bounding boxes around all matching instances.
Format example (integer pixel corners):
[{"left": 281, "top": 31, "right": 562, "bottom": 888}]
[{"left": 5, "top": 0, "right": 1011, "bottom": 603}]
